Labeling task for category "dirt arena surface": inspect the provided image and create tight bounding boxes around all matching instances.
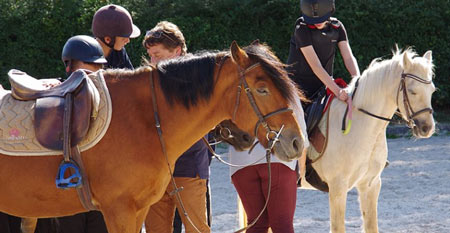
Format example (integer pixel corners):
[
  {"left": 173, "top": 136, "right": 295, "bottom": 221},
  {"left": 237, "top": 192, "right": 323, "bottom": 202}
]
[{"left": 210, "top": 135, "right": 450, "bottom": 232}]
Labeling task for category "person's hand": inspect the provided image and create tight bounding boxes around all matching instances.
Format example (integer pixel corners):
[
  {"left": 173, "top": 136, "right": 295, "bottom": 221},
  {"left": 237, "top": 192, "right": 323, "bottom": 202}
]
[
  {"left": 337, "top": 88, "right": 348, "bottom": 102},
  {"left": 41, "top": 79, "right": 62, "bottom": 88}
]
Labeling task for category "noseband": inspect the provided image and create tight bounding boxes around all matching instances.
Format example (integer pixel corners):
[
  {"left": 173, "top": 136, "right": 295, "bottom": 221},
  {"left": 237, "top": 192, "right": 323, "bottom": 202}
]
[{"left": 356, "top": 71, "right": 433, "bottom": 128}]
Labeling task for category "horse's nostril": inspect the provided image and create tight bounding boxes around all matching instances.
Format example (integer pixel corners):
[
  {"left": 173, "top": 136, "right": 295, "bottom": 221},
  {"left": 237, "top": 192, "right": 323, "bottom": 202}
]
[
  {"left": 242, "top": 134, "right": 251, "bottom": 143},
  {"left": 421, "top": 125, "right": 429, "bottom": 133},
  {"left": 292, "top": 138, "right": 302, "bottom": 153}
]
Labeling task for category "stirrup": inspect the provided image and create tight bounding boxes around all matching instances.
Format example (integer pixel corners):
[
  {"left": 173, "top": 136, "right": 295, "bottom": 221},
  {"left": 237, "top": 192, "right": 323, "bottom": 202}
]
[{"left": 56, "top": 160, "right": 82, "bottom": 189}]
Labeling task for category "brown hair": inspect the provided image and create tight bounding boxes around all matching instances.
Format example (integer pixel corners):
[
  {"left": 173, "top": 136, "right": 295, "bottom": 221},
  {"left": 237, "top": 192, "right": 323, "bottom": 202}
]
[{"left": 142, "top": 21, "right": 187, "bottom": 55}]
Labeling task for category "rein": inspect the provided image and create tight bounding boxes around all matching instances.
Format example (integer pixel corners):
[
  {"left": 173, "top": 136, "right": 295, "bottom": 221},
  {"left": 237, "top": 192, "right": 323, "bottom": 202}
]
[
  {"left": 149, "top": 71, "right": 201, "bottom": 233},
  {"left": 355, "top": 71, "right": 433, "bottom": 128}
]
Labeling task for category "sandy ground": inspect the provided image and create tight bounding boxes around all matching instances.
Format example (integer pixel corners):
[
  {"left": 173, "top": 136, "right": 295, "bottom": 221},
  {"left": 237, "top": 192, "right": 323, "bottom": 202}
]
[{"left": 209, "top": 135, "right": 450, "bottom": 233}]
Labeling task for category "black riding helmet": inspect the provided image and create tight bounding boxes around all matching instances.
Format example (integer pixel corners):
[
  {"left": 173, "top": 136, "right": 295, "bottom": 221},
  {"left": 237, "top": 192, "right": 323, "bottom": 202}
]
[
  {"left": 300, "top": 0, "right": 335, "bottom": 24},
  {"left": 61, "top": 35, "right": 107, "bottom": 66}
]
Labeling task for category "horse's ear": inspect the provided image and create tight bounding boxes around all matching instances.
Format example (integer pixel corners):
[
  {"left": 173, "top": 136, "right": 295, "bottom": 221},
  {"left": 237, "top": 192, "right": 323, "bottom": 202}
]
[
  {"left": 231, "top": 41, "right": 249, "bottom": 67},
  {"left": 423, "top": 50, "right": 432, "bottom": 63},
  {"left": 251, "top": 39, "right": 260, "bottom": 45},
  {"left": 402, "top": 51, "right": 412, "bottom": 69}
]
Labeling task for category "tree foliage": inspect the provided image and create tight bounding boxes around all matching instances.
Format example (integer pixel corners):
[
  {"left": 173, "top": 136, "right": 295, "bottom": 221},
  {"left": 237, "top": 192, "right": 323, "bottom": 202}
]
[{"left": 0, "top": 0, "right": 448, "bottom": 108}]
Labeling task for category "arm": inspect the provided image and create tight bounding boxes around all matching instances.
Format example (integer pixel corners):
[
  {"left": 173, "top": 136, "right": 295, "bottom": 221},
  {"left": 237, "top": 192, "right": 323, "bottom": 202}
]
[
  {"left": 300, "top": 46, "right": 348, "bottom": 101},
  {"left": 338, "top": 41, "right": 360, "bottom": 78}
]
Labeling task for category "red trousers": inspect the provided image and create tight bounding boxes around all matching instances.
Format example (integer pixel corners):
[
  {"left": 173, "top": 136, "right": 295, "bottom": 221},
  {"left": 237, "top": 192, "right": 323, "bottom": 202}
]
[{"left": 232, "top": 163, "right": 297, "bottom": 233}]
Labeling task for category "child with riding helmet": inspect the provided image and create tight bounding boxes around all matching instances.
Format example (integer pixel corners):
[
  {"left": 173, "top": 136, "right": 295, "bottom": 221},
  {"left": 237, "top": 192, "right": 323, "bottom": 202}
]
[{"left": 286, "top": 0, "right": 360, "bottom": 101}]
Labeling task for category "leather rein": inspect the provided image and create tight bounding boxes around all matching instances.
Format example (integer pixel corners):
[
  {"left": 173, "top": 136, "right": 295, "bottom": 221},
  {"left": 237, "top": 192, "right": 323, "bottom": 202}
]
[{"left": 355, "top": 72, "right": 433, "bottom": 128}]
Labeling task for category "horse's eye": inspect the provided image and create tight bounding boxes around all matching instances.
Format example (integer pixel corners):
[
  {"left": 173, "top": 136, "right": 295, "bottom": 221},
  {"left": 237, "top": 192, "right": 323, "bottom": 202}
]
[
  {"left": 409, "top": 89, "right": 417, "bottom": 95},
  {"left": 256, "top": 87, "right": 269, "bottom": 96}
]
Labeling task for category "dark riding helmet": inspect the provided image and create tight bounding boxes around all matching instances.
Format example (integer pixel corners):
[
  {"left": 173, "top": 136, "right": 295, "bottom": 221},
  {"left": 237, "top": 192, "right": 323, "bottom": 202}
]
[
  {"left": 92, "top": 4, "right": 141, "bottom": 39},
  {"left": 61, "top": 35, "right": 107, "bottom": 65},
  {"left": 300, "top": 0, "right": 335, "bottom": 24}
]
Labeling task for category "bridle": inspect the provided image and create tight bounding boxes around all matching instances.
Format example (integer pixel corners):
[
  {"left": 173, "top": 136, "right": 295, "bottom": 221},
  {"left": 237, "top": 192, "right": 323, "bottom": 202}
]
[
  {"left": 356, "top": 71, "right": 433, "bottom": 128},
  {"left": 210, "top": 56, "right": 295, "bottom": 232},
  {"left": 230, "top": 58, "right": 293, "bottom": 148}
]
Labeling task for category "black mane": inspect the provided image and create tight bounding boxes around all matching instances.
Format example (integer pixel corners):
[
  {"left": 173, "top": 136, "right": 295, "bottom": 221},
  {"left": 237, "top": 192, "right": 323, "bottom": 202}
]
[
  {"left": 157, "top": 43, "right": 299, "bottom": 109},
  {"left": 157, "top": 52, "right": 217, "bottom": 109},
  {"left": 243, "top": 44, "right": 299, "bottom": 104}
]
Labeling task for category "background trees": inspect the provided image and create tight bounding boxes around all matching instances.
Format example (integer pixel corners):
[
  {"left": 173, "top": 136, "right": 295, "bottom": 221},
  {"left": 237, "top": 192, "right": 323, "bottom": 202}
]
[{"left": 1, "top": 0, "right": 448, "bottom": 109}]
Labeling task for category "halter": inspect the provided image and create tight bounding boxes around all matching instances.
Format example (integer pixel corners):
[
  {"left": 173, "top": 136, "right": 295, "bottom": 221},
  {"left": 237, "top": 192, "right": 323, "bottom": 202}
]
[{"left": 356, "top": 71, "right": 433, "bottom": 128}]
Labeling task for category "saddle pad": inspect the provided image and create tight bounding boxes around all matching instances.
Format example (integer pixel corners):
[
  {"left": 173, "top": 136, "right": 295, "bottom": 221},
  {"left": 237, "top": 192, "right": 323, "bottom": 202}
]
[
  {"left": 0, "top": 70, "right": 112, "bottom": 156},
  {"left": 307, "top": 102, "right": 330, "bottom": 162}
]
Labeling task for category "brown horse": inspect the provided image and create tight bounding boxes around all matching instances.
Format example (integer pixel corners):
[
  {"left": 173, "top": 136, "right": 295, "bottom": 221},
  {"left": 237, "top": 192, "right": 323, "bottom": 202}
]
[
  {"left": 211, "top": 119, "right": 255, "bottom": 151},
  {"left": 0, "top": 41, "right": 305, "bottom": 233}
]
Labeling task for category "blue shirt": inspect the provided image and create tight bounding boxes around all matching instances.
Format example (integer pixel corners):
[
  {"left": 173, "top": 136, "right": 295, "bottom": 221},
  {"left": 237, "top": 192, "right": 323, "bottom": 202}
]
[
  {"left": 105, "top": 48, "right": 133, "bottom": 69},
  {"left": 173, "top": 137, "right": 211, "bottom": 179}
]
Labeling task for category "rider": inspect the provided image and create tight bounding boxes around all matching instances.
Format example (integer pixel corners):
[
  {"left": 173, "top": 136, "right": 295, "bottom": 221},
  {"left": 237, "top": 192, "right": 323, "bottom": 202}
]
[
  {"left": 91, "top": 4, "right": 140, "bottom": 69},
  {"left": 34, "top": 35, "right": 109, "bottom": 233},
  {"left": 286, "top": 0, "right": 360, "bottom": 101}
]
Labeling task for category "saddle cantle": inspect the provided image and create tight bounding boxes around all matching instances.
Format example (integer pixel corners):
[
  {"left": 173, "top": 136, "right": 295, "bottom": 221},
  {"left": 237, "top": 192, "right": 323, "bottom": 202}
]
[
  {"left": 9, "top": 69, "right": 85, "bottom": 100},
  {"left": 8, "top": 69, "right": 94, "bottom": 150}
]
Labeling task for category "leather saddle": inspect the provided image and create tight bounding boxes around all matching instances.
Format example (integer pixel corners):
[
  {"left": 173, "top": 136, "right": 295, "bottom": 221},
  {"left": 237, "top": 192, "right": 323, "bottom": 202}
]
[
  {"left": 304, "top": 87, "right": 329, "bottom": 135},
  {"left": 8, "top": 69, "right": 93, "bottom": 150}
]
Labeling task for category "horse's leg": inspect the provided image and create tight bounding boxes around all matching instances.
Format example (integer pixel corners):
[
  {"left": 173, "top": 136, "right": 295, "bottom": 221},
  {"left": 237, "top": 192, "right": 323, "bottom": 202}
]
[
  {"left": 101, "top": 202, "right": 138, "bottom": 233},
  {"left": 356, "top": 133, "right": 386, "bottom": 233},
  {"left": 357, "top": 177, "right": 381, "bottom": 233},
  {"left": 135, "top": 206, "right": 150, "bottom": 233},
  {"left": 328, "top": 181, "right": 348, "bottom": 233},
  {"left": 21, "top": 217, "right": 37, "bottom": 233}
]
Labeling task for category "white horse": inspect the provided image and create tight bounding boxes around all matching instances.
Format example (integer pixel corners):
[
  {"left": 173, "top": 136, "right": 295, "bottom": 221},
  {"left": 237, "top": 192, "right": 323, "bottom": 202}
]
[
  {"left": 300, "top": 47, "right": 435, "bottom": 233},
  {"left": 226, "top": 48, "right": 436, "bottom": 233}
]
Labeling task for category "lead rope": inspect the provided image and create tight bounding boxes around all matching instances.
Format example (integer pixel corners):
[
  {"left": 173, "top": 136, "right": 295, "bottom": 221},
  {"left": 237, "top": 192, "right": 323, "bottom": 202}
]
[
  {"left": 202, "top": 125, "right": 284, "bottom": 233},
  {"left": 149, "top": 71, "right": 201, "bottom": 233}
]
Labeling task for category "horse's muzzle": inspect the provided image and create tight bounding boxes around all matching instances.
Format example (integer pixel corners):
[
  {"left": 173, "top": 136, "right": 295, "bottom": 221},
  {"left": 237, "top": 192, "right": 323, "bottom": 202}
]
[
  {"left": 272, "top": 130, "right": 304, "bottom": 162},
  {"left": 413, "top": 119, "right": 435, "bottom": 138}
]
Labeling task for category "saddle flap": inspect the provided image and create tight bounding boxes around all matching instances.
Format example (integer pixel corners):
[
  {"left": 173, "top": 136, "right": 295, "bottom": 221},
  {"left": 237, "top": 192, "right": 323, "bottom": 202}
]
[
  {"left": 305, "top": 88, "right": 329, "bottom": 134},
  {"left": 34, "top": 78, "right": 93, "bottom": 150},
  {"left": 35, "top": 97, "right": 65, "bottom": 149}
]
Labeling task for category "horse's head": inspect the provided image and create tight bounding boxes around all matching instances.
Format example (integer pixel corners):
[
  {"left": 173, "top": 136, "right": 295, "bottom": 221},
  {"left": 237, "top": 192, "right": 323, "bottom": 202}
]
[
  {"left": 398, "top": 50, "right": 436, "bottom": 138},
  {"left": 212, "top": 120, "right": 255, "bottom": 151},
  {"left": 219, "top": 41, "right": 304, "bottom": 161}
]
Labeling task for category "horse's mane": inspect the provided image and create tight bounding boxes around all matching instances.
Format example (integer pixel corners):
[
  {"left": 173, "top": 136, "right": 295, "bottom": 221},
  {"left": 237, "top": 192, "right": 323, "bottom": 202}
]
[
  {"left": 156, "top": 52, "right": 218, "bottom": 108},
  {"left": 347, "top": 47, "right": 433, "bottom": 107},
  {"left": 243, "top": 44, "right": 302, "bottom": 105},
  {"left": 155, "top": 43, "right": 302, "bottom": 109},
  {"left": 103, "top": 44, "right": 302, "bottom": 110}
]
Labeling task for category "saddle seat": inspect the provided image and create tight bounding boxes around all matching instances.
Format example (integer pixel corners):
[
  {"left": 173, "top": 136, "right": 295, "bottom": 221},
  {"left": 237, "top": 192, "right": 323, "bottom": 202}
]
[
  {"left": 9, "top": 69, "right": 85, "bottom": 101},
  {"left": 7, "top": 69, "right": 97, "bottom": 150}
]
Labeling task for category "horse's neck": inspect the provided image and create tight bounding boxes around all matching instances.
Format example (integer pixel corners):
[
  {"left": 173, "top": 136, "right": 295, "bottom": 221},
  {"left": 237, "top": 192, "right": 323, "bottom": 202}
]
[
  {"left": 344, "top": 62, "right": 403, "bottom": 136},
  {"left": 151, "top": 71, "right": 232, "bottom": 160},
  {"left": 353, "top": 64, "right": 402, "bottom": 124}
]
